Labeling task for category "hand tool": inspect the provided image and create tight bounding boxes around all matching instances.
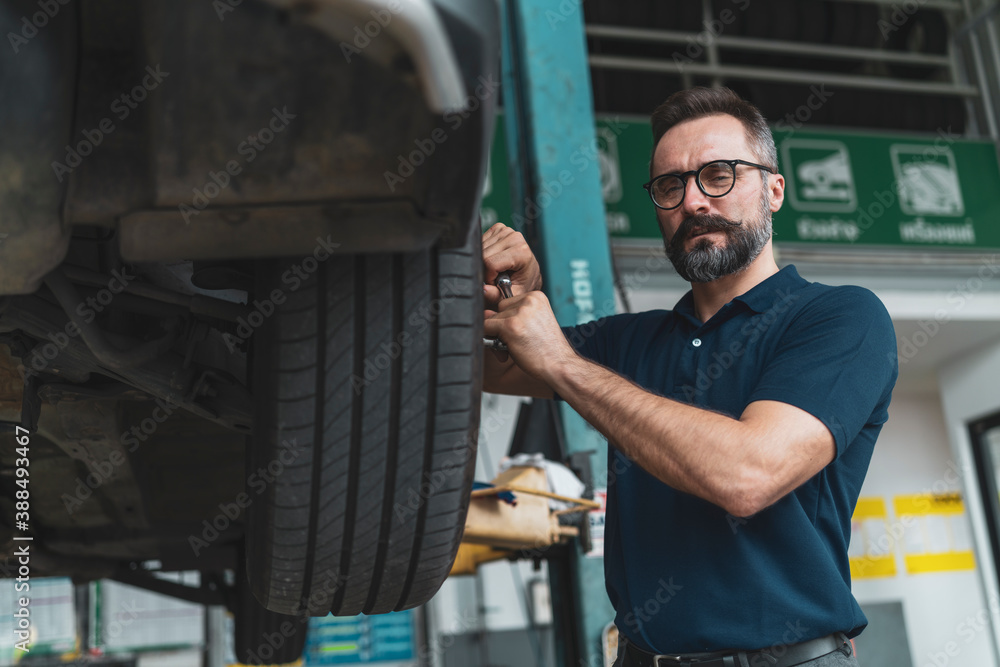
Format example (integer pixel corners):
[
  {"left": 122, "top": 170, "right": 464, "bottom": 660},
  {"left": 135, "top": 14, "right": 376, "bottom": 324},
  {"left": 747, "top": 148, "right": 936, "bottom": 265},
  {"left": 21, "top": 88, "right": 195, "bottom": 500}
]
[{"left": 483, "top": 272, "right": 513, "bottom": 358}]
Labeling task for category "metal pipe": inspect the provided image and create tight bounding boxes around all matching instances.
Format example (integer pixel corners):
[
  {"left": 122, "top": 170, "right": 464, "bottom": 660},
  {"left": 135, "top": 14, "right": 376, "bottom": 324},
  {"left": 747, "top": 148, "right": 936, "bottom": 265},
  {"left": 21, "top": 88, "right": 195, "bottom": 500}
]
[
  {"left": 701, "top": 0, "right": 722, "bottom": 89},
  {"left": 43, "top": 269, "right": 181, "bottom": 371},
  {"left": 828, "top": 0, "right": 961, "bottom": 10},
  {"left": 584, "top": 24, "right": 954, "bottom": 66},
  {"left": 951, "top": 29, "right": 984, "bottom": 136},
  {"left": 60, "top": 264, "right": 249, "bottom": 322},
  {"left": 983, "top": 16, "right": 1000, "bottom": 141},
  {"left": 966, "top": 31, "right": 1000, "bottom": 139},
  {"left": 954, "top": 1, "right": 1000, "bottom": 38},
  {"left": 587, "top": 54, "right": 981, "bottom": 96}
]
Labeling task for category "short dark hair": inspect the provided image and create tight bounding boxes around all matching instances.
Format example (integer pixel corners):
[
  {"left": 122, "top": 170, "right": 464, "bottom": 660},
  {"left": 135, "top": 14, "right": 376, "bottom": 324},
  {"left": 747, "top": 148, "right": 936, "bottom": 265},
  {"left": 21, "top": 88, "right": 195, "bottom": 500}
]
[{"left": 650, "top": 87, "right": 777, "bottom": 173}]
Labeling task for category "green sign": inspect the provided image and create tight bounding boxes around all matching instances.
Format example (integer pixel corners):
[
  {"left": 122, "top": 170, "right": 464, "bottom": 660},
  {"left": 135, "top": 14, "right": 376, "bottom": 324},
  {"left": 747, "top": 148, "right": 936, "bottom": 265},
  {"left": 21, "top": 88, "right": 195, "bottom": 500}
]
[{"left": 481, "top": 114, "right": 1000, "bottom": 250}]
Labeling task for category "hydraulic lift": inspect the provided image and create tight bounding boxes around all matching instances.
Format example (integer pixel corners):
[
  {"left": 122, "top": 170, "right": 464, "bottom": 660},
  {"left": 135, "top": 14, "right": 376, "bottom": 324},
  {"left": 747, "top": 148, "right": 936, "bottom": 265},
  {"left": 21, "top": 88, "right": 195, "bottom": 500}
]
[{"left": 492, "top": 1, "right": 619, "bottom": 665}]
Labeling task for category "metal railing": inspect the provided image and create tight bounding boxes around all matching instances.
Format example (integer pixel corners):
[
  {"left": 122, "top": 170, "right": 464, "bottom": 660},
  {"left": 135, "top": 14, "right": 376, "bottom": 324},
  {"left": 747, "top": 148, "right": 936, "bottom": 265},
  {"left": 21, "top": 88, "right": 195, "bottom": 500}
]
[
  {"left": 585, "top": 0, "right": 990, "bottom": 136},
  {"left": 954, "top": 1, "right": 1000, "bottom": 140}
]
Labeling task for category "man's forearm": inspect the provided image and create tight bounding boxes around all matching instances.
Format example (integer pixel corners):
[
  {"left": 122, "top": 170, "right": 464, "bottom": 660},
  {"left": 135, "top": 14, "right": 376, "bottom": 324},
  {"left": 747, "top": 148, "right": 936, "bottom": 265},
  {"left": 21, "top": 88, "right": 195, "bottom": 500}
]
[
  {"left": 545, "top": 355, "right": 832, "bottom": 517},
  {"left": 483, "top": 350, "right": 554, "bottom": 399},
  {"left": 480, "top": 275, "right": 833, "bottom": 514}
]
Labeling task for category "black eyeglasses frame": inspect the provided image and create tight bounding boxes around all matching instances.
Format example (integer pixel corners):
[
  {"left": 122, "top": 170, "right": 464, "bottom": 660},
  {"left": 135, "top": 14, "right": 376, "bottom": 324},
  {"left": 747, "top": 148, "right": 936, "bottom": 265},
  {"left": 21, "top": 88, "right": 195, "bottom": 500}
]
[{"left": 642, "top": 159, "right": 775, "bottom": 211}]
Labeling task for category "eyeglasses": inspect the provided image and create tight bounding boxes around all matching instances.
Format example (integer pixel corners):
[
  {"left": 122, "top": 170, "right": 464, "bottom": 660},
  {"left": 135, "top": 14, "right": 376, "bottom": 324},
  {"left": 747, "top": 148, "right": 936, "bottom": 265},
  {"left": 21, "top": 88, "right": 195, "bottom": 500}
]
[{"left": 643, "top": 159, "right": 775, "bottom": 210}]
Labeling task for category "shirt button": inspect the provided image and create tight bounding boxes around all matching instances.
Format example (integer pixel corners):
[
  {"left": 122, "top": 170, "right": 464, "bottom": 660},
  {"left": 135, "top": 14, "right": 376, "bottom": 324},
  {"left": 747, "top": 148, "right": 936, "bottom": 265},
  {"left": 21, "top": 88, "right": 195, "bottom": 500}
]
[{"left": 692, "top": 338, "right": 702, "bottom": 347}]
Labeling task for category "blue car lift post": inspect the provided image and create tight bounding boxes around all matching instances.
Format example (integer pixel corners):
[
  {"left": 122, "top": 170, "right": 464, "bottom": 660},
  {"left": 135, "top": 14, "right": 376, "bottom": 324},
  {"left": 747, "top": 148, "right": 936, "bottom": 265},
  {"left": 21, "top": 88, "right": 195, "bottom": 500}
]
[{"left": 499, "top": 0, "right": 618, "bottom": 664}]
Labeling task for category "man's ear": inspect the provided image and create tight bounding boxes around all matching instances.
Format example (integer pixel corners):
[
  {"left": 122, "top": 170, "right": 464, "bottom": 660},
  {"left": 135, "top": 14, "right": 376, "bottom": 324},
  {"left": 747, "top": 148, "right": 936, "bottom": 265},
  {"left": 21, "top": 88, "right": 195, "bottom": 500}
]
[{"left": 768, "top": 173, "right": 785, "bottom": 213}]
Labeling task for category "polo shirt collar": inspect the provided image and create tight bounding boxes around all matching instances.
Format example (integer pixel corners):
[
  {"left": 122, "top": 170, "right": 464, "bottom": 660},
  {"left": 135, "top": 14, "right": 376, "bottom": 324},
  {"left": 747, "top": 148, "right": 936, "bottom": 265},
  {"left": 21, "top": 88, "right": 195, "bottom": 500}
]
[
  {"left": 733, "top": 265, "right": 807, "bottom": 313},
  {"left": 671, "top": 265, "right": 807, "bottom": 321}
]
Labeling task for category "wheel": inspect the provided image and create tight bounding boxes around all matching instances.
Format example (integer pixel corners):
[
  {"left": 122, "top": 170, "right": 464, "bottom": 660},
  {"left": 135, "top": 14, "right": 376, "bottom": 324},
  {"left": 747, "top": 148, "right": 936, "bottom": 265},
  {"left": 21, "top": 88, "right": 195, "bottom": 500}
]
[
  {"left": 233, "top": 557, "right": 308, "bottom": 665},
  {"left": 246, "top": 223, "right": 483, "bottom": 617}
]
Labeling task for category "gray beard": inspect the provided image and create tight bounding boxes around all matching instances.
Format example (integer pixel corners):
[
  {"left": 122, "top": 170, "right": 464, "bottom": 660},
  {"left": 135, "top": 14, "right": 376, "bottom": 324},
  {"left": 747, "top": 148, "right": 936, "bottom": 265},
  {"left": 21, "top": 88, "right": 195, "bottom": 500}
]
[{"left": 664, "top": 192, "right": 772, "bottom": 283}]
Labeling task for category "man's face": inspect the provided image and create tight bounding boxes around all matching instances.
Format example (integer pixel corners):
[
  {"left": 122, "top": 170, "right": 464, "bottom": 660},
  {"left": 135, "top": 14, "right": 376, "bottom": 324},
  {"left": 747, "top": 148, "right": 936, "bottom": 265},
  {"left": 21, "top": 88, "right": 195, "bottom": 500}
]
[{"left": 650, "top": 114, "right": 784, "bottom": 283}]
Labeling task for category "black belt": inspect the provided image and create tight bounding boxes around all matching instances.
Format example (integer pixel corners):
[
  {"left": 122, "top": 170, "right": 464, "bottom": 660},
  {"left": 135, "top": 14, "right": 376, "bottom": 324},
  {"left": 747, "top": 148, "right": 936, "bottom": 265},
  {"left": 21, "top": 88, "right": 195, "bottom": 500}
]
[{"left": 621, "top": 633, "right": 850, "bottom": 667}]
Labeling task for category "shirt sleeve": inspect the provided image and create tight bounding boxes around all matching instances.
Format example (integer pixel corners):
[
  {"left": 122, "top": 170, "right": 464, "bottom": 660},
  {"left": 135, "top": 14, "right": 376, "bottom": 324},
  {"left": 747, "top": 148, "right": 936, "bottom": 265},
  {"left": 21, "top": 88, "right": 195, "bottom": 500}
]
[
  {"left": 558, "top": 313, "right": 645, "bottom": 401},
  {"left": 561, "top": 314, "right": 628, "bottom": 368},
  {"left": 748, "top": 286, "right": 898, "bottom": 457}
]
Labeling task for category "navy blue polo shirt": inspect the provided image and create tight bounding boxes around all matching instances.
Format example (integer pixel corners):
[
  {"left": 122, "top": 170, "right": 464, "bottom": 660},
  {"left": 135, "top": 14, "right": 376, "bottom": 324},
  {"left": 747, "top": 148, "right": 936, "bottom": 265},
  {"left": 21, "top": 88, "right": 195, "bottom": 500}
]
[{"left": 563, "top": 265, "right": 897, "bottom": 653}]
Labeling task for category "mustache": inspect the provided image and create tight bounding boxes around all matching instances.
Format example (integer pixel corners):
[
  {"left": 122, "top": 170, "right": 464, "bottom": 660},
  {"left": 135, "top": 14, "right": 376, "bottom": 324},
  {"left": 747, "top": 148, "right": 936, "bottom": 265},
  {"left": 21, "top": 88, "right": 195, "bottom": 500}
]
[{"left": 671, "top": 214, "right": 742, "bottom": 247}]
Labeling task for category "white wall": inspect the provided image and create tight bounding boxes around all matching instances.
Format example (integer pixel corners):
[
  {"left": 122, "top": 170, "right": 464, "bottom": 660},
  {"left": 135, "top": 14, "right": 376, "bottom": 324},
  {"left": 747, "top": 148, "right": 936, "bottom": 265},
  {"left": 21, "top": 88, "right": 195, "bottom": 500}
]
[
  {"left": 853, "top": 391, "right": 996, "bottom": 667},
  {"left": 938, "top": 339, "right": 1000, "bottom": 667}
]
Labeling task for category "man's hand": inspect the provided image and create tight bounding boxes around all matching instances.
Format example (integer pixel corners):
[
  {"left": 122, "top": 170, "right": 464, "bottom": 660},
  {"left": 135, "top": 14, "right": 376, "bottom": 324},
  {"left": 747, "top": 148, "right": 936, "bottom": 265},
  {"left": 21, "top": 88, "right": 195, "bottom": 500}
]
[
  {"left": 481, "top": 222, "right": 556, "bottom": 399},
  {"left": 482, "top": 223, "right": 542, "bottom": 310},
  {"left": 484, "top": 290, "right": 578, "bottom": 384}
]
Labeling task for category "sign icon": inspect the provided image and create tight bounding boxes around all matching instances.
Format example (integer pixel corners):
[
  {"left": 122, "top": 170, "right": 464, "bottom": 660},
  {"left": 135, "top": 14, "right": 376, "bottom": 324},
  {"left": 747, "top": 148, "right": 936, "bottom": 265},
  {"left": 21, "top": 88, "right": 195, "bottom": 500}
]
[
  {"left": 890, "top": 144, "right": 964, "bottom": 217},
  {"left": 596, "top": 127, "right": 623, "bottom": 204},
  {"left": 781, "top": 139, "right": 857, "bottom": 213}
]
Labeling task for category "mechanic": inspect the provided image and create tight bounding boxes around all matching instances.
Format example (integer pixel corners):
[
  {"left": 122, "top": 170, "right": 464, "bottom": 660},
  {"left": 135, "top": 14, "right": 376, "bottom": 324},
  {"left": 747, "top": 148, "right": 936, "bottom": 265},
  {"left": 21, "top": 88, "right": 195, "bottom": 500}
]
[{"left": 481, "top": 87, "right": 897, "bottom": 667}]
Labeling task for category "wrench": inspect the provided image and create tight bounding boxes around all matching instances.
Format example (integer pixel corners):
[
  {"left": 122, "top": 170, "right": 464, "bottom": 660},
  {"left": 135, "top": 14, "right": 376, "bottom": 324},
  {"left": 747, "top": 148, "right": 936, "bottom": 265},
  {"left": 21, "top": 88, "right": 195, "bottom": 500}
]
[{"left": 483, "top": 272, "right": 513, "bottom": 357}]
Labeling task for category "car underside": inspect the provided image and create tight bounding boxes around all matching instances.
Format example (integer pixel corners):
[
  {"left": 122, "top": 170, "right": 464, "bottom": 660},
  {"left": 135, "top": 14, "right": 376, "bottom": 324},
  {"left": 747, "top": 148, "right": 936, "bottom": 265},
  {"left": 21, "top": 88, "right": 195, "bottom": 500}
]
[{"left": 0, "top": 0, "right": 499, "bottom": 662}]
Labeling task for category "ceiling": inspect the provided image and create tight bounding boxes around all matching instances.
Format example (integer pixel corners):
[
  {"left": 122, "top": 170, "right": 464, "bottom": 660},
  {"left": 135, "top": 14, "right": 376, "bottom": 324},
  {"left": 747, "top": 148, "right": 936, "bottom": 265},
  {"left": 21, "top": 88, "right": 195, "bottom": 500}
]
[{"left": 892, "top": 319, "right": 1000, "bottom": 395}]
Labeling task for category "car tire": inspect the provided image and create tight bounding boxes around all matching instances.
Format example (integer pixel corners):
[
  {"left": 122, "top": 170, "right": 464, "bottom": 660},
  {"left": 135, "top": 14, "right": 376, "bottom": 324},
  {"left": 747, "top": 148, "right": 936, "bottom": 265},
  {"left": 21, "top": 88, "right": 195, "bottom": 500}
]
[
  {"left": 246, "top": 223, "right": 483, "bottom": 617},
  {"left": 234, "top": 558, "right": 308, "bottom": 665}
]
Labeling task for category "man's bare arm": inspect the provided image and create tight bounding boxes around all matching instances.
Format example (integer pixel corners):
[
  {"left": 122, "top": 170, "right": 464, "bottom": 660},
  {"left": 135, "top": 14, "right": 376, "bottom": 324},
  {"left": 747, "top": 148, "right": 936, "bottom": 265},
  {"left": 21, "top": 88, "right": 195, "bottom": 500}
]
[
  {"left": 553, "top": 358, "right": 835, "bottom": 517},
  {"left": 485, "top": 290, "right": 836, "bottom": 517},
  {"left": 483, "top": 349, "right": 554, "bottom": 398}
]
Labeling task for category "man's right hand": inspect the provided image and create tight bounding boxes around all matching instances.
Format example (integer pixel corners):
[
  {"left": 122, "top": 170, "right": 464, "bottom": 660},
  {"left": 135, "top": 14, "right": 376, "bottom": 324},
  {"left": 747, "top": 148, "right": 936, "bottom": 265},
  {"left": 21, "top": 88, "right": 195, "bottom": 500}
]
[{"left": 481, "top": 223, "right": 542, "bottom": 311}]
